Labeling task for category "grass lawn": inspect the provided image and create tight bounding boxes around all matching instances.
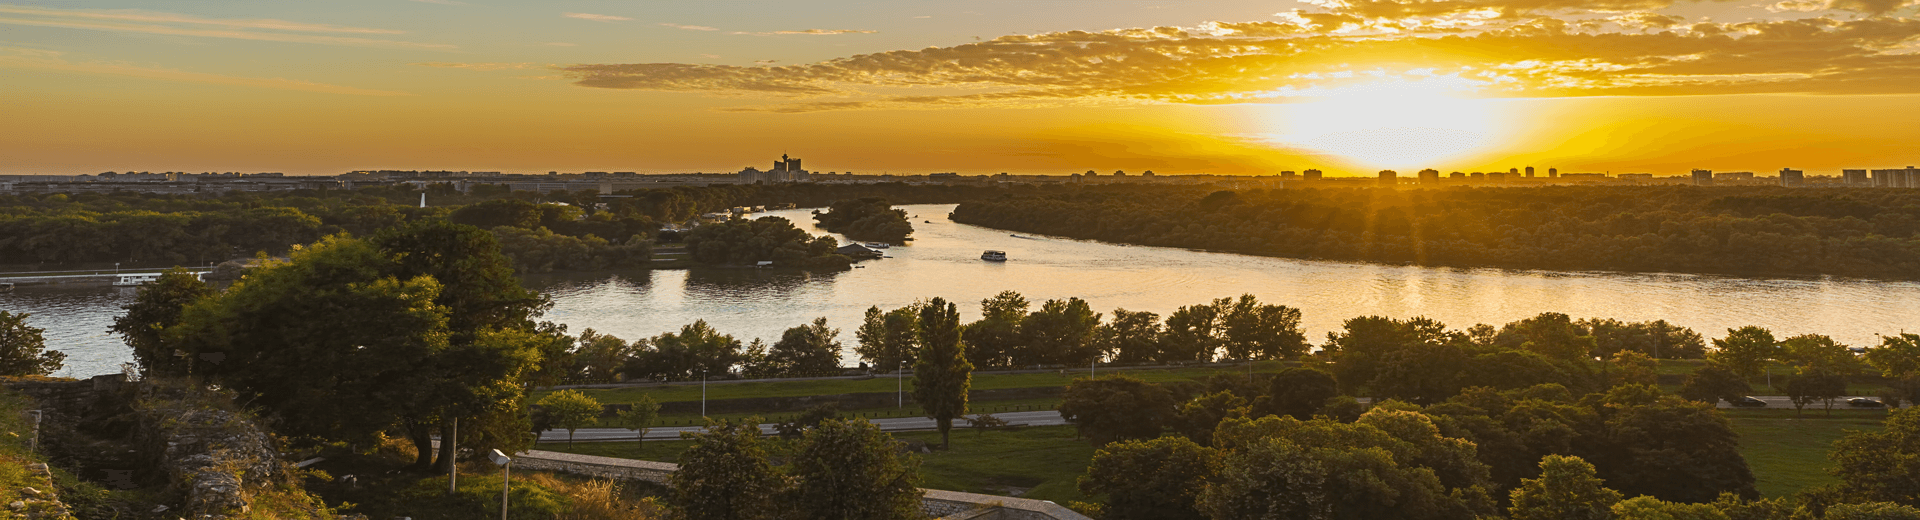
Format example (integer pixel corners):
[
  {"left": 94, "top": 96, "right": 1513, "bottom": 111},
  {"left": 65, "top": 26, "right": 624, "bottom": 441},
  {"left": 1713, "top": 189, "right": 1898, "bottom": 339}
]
[
  {"left": 624, "top": 397, "right": 1066, "bottom": 429},
  {"left": 537, "top": 425, "right": 1098, "bottom": 504},
  {"left": 550, "top": 362, "right": 1288, "bottom": 407},
  {"left": 1726, "top": 408, "right": 1891, "bottom": 498}
]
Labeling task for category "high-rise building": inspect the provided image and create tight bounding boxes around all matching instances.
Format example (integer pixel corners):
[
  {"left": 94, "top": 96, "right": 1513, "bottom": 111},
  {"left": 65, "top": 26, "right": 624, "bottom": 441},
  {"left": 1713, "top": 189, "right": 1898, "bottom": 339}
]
[
  {"left": 1470, "top": 172, "right": 1485, "bottom": 182},
  {"left": 1303, "top": 169, "right": 1323, "bottom": 181},
  {"left": 1418, "top": 169, "right": 1441, "bottom": 184},
  {"left": 1489, "top": 172, "right": 1507, "bottom": 183},
  {"left": 1548, "top": 168, "right": 1559, "bottom": 178},
  {"left": 1779, "top": 168, "right": 1804, "bottom": 187},
  {"left": 1449, "top": 171, "right": 1466, "bottom": 180},
  {"left": 1691, "top": 169, "right": 1713, "bottom": 186},
  {"left": 1525, "top": 166, "right": 1535, "bottom": 178},
  {"left": 1843, "top": 169, "right": 1869, "bottom": 186},
  {"left": 1379, "top": 170, "right": 1399, "bottom": 186},
  {"left": 1872, "top": 169, "right": 1906, "bottom": 188},
  {"left": 1280, "top": 171, "right": 1299, "bottom": 181}
]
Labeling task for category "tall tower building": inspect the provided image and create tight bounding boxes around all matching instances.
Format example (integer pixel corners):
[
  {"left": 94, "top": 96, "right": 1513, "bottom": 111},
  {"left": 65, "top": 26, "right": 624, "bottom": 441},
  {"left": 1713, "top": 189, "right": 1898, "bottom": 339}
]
[
  {"left": 1525, "top": 166, "right": 1535, "bottom": 177},
  {"left": 1378, "top": 170, "right": 1399, "bottom": 186},
  {"left": 1779, "top": 168, "right": 1804, "bottom": 187},
  {"left": 1304, "top": 169, "right": 1323, "bottom": 181},
  {"left": 1692, "top": 169, "right": 1713, "bottom": 186}
]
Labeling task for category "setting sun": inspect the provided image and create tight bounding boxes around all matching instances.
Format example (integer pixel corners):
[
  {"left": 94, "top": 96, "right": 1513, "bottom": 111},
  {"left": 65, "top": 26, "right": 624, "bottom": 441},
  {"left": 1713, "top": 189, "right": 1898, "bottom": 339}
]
[{"left": 1260, "top": 74, "right": 1508, "bottom": 170}]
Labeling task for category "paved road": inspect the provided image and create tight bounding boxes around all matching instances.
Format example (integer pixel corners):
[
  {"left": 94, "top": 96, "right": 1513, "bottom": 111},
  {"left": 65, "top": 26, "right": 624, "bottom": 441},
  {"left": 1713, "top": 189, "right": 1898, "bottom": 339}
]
[
  {"left": 539, "top": 410, "right": 1071, "bottom": 443},
  {"left": 536, "top": 395, "right": 1902, "bottom": 443}
]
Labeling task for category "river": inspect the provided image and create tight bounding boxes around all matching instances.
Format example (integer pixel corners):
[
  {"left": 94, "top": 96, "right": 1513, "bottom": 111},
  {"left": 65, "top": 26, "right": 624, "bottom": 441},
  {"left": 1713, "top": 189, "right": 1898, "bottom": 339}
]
[{"left": 7, "top": 203, "right": 1919, "bottom": 377}]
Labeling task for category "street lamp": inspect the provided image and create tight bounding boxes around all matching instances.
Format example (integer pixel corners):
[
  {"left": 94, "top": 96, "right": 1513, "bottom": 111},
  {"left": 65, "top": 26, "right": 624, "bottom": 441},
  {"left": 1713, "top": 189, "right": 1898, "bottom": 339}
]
[
  {"left": 488, "top": 449, "right": 512, "bottom": 520},
  {"left": 897, "top": 360, "right": 904, "bottom": 408}
]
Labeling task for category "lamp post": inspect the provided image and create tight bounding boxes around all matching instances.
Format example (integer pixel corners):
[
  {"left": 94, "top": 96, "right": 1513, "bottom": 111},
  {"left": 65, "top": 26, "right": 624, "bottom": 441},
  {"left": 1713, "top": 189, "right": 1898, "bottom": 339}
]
[
  {"left": 488, "top": 449, "right": 512, "bottom": 520},
  {"left": 701, "top": 370, "right": 707, "bottom": 418},
  {"left": 897, "top": 361, "right": 903, "bottom": 408},
  {"left": 446, "top": 417, "right": 457, "bottom": 495}
]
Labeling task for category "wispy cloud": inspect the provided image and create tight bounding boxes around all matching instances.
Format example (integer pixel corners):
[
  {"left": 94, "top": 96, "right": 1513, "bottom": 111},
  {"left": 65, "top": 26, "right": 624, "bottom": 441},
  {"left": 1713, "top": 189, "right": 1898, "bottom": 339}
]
[
  {"left": 0, "top": 5, "right": 403, "bottom": 34},
  {"left": 771, "top": 29, "right": 878, "bottom": 35},
  {"left": 660, "top": 22, "right": 719, "bottom": 31},
  {"left": 0, "top": 4, "right": 452, "bottom": 49},
  {"left": 563, "top": 12, "right": 631, "bottom": 22},
  {"left": 0, "top": 46, "right": 412, "bottom": 96},
  {"left": 413, "top": 61, "right": 542, "bottom": 71},
  {"left": 560, "top": 15, "right": 1920, "bottom": 111}
]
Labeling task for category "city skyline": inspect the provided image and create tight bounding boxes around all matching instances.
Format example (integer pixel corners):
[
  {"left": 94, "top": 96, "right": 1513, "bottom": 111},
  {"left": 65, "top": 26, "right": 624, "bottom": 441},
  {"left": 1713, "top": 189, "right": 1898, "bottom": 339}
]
[{"left": 4, "top": 0, "right": 1919, "bottom": 176}]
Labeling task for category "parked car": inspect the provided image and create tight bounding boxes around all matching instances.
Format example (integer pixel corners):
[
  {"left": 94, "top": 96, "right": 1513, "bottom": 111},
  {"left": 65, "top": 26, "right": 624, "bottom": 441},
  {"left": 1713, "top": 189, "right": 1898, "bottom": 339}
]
[
  {"left": 1848, "top": 397, "right": 1885, "bottom": 408},
  {"left": 1731, "top": 396, "right": 1767, "bottom": 407}
]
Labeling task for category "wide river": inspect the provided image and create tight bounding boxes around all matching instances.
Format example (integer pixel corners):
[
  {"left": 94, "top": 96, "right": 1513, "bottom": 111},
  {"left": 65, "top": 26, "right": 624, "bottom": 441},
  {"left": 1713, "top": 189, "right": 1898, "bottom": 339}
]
[{"left": 7, "top": 203, "right": 1919, "bottom": 377}]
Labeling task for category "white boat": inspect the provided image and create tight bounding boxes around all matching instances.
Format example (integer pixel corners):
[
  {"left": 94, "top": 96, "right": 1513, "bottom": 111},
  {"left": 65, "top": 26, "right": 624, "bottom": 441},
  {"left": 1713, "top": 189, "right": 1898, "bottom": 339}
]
[
  {"left": 113, "top": 274, "right": 160, "bottom": 286},
  {"left": 981, "top": 250, "right": 1007, "bottom": 262},
  {"left": 864, "top": 242, "right": 891, "bottom": 249}
]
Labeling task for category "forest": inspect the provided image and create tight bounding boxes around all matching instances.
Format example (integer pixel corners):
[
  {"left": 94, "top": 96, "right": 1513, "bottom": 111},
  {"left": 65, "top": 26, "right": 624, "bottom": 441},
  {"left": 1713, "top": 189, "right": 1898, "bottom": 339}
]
[
  {"left": 0, "top": 182, "right": 987, "bottom": 273},
  {"left": 950, "top": 185, "right": 1920, "bottom": 279}
]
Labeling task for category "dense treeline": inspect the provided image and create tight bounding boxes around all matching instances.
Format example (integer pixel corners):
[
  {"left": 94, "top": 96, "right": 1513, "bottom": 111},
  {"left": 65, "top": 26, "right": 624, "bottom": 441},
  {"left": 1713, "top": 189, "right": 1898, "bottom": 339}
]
[
  {"left": 684, "top": 217, "right": 852, "bottom": 271},
  {"left": 812, "top": 197, "right": 914, "bottom": 243},
  {"left": 0, "top": 182, "right": 995, "bottom": 270},
  {"left": 950, "top": 185, "right": 1920, "bottom": 279}
]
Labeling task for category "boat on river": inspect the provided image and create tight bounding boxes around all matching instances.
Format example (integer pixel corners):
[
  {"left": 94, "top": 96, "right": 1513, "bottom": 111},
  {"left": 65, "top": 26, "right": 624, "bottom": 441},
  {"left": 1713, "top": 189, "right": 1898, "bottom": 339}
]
[
  {"left": 981, "top": 250, "right": 1007, "bottom": 262},
  {"left": 864, "top": 242, "right": 891, "bottom": 249},
  {"left": 113, "top": 274, "right": 160, "bottom": 286}
]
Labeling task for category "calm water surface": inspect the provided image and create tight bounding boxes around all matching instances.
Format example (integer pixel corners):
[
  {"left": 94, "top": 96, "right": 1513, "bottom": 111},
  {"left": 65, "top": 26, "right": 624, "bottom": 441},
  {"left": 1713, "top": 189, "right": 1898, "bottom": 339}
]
[{"left": 9, "top": 203, "right": 1919, "bottom": 376}]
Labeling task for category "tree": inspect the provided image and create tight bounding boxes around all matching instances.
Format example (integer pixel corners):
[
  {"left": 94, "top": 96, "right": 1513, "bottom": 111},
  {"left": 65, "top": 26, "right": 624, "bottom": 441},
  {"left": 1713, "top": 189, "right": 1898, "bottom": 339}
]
[
  {"left": 1058, "top": 376, "right": 1176, "bottom": 446},
  {"left": 1595, "top": 388, "right": 1757, "bottom": 503},
  {"left": 1163, "top": 301, "right": 1223, "bottom": 363},
  {"left": 1679, "top": 363, "right": 1751, "bottom": 404},
  {"left": 812, "top": 197, "right": 914, "bottom": 243},
  {"left": 764, "top": 317, "right": 844, "bottom": 377},
  {"left": 911, "top": 297, "right": 972, "bottom": 450},
  {"left": 1611, "top": 350, "right": 1660, "bottom": 387},
  {"left": 611, "top": 394, "right": 660, "bottom": 447},
  {"left": 1021, "top": 297, "right": 1101, "bottom": 366},
  {"left": 1201, "top": 413, "right": 1491, "bottom": 520},
  {"left": 962, "top": 291, "right": 1027, "bottom": 368},
  {"left": 574, "top": 328, "right": 635, "bottom": 382},
  {"left": 1779, "top": 334, "right": 1860, "bottom": 377},
  {"left": 1781, "top": 372, "right": 1846, "bottom": 417},
  {"left": 0, "top": 311, "right": 64, "bottom": 377},
  {"left": 1323, "top": 316, "right": 1454, "bottom": 396},
  {"left": 1371, "top": 342, "right": 1469, "bottom": 405},
  {"left": 538, "top": 389, "right": 601, "bottom": 449},
  {"left": 369, "top": 219, "right": 550, "bottom": 472},
  {"left": 670, "top": 418, "right": 787, "bottom": 520},
  {"left": 1217, "top": 294, "right": 1307, "bottom": 360},
  {"left": 109, "top": 267, "right": 211, "bottom": 377},
  {"left": 169, "top": 235, "right": 452, "bottom": 449},
  {"left": 1097, "top": 308, "right": 1164, "bottom": 364},
  {"left": 787, "top": 418, "right": 923, "bottom": 520},
  {"left": 1610, "top": 495, "right": 1728, "bottom": 520},
  {"left": 1508, "top": 455, "right": 1622, "bottom": 520},
  {"left": 1709, "top": 326, "right": 1778, "bottom": 380},
  {"left": 1865, "top": 333, "right": 1920, "bottom": 379},
  {"left": 1260, "top": 367, "right": 1339, "bottom": 420},
  {"left": 1496, "top": 312, "right": 1599, "bottom": 361},
  {"left": 1079, "top": 436, "right": 1222, "bottom": 520},
  {"left": 1830, "top": 408, "right": 1920, "bottom": 507},
  {"left": 856, "top": 305, "right": 919, "bottom": 370},
  {"left": 1175, "top": 390, "right": 1247, "bottom": 446},
  {"left": 630, "top": 320, "right": 745, "bottom": 381},
  {"left": 1824, "top": 502, "right": 1920, "bottom": 520}
]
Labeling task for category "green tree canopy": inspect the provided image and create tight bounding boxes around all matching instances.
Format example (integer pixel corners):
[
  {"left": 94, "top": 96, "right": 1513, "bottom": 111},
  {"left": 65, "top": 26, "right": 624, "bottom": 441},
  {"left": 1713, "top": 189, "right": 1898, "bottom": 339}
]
[
  {"left": 109, "top": 267, "right": 212, "bottom": 377},
  {"left": 1709, "top": 326, "right": 1779, "bottom": 380},
  {"left": 787, "top": 418, "right": 923, "bottom": 520},
  {"left": 762, "top": 317, "right": 844, "bottom": 377},
  {"left": 1831, "top": 408, "right": 1920, "bottom": 507},
  {"left": 856, "top": 305, "right": 920, "bottom": 370},
  {"left": 1059, "top": 376, "right": 1177, "bottom": 446},
  {"left": 0, "top": 311, "right": 63, "bottom": 377},
  {"left": 1021, "top": 297, "right": 1101, "bottom": 366},
  {"left": 670, "top": 418, "right": 786, "bottom": 520},
  {"left": 1508, "top": 455, "right": 1622, "bottom": 520},
  {"left": 911, "top": 297, "right": 972, "bottom": 449},
  {"left": 538, "top": 389, "right": 601, "bottom": 448},
  {"left": 1079, "top": 436, "right": 1222, "bottom": 520},
  {"left": 961, "top": 291, "right": 1028, "bottom": 368}
]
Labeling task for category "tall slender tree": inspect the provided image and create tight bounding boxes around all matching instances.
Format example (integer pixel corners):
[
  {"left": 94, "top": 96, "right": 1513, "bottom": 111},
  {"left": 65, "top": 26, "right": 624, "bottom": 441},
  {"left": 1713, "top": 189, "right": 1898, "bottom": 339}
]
[
  {"left": 911, "top": 297, "right": 973, "bottom": 450},
  {"left": 110, "top": 267, "right": 212, "bottom": 377}
]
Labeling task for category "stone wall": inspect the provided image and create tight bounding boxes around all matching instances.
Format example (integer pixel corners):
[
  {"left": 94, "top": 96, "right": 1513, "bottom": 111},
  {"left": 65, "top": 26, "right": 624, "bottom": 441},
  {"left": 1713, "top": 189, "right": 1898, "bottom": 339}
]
[
  {"left": 129, "top": 384, "right": 286, "bottom": 519},
  {"left": 506, "top": 448, "right": 1091, "bottom": 520}
]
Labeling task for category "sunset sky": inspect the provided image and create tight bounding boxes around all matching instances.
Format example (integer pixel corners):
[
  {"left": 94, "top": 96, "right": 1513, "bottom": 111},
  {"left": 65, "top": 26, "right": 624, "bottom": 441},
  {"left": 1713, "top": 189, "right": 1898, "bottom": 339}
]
[{"left": 2, "top": 0, "right": 1917, "bottom": 176}]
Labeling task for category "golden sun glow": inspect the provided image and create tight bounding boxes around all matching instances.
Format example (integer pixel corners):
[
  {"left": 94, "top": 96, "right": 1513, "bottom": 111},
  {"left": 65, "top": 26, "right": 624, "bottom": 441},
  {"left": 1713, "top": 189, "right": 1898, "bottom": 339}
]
[{"left": 1262, "top": 74, "right": 1509, "bottom": 170}]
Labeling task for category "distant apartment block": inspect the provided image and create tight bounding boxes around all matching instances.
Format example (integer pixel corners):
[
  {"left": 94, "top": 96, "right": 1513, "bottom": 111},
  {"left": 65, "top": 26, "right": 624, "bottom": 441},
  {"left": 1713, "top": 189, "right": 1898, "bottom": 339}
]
[
  {"left": 1304, "top": 169, "right": 1323, "bottom": 181},
  {"left": 1418, "top": 169, "right": 1440, "bottom": 184},
  {"left": 1378, "top": 170, "right": 1399, "bottom": 186},
  {"left": 1779, "top": 168, "right": 1805, "bottom": 187},
  {"left": 1691, "top": 169, "right": 1714, "bottom": 186}
]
